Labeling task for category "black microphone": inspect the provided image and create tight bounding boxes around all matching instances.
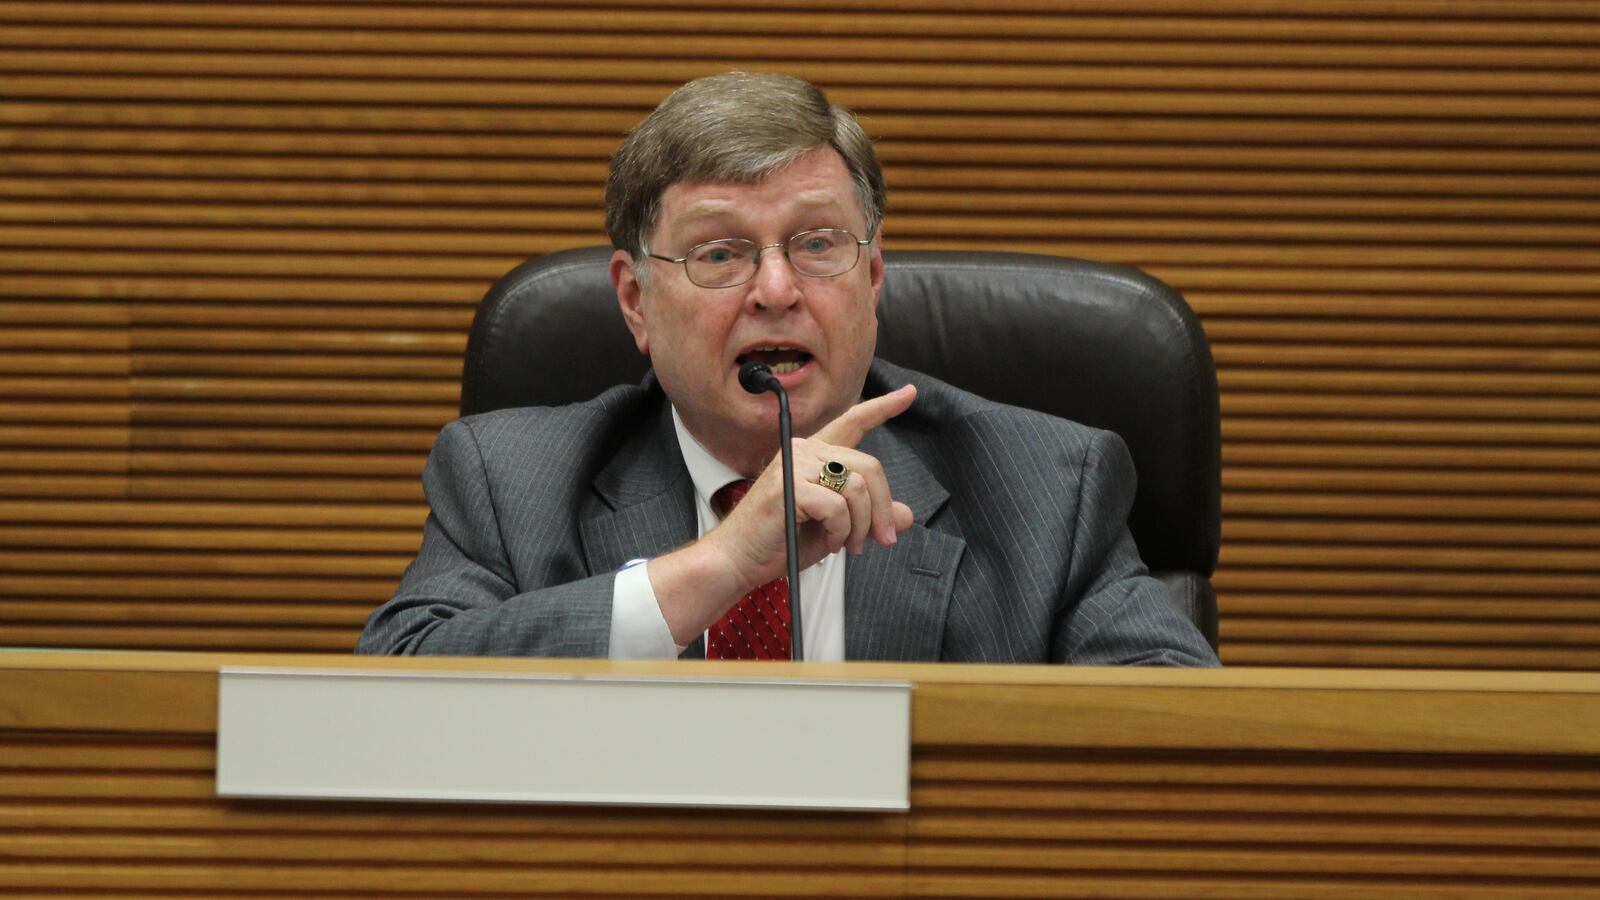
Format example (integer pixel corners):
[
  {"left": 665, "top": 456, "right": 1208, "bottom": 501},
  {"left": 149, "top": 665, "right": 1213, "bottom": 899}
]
[
  {"left": 737, "top": 361, "right": 780, "bottom": 395},
  {"left": 737, "top": 360, "right": 803, "bottom": 661}
]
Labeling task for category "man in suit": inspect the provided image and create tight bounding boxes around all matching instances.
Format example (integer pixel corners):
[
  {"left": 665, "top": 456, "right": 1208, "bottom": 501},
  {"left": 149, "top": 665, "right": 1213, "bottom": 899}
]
[{"left": 357, "top": 72, "right": 1218, "bottom": 666}]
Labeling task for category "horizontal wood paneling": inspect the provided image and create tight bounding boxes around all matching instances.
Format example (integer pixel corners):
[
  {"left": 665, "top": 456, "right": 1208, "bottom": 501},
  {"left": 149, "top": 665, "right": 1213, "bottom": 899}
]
[{"left": 0, "top": 0, "right": 1596, "bottom": 665}]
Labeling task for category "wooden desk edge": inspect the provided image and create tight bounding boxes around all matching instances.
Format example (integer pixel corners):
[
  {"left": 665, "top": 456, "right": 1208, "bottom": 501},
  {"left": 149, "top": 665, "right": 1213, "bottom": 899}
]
[
  {"left": 2, "top": 649, "right": 1597, "bottom": 755},
  {"left": 4, "top": 648, "right": 1597, "bottom": 692}
]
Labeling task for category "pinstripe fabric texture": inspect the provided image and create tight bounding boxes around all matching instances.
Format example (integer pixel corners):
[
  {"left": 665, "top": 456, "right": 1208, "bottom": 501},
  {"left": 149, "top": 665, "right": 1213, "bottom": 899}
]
[{"left": 358, "top": 360, "right": 1217, "bottom": 666}]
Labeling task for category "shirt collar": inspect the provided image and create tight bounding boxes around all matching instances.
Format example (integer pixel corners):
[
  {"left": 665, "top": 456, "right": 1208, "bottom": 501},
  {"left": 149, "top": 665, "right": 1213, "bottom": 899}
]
[{"left": 669, "top": 405, "right": 745, "bottom": 520}]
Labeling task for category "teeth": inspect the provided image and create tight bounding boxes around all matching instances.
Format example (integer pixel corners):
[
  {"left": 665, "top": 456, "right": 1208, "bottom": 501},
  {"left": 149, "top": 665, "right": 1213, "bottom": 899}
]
[{"left": 742, "top": 346, "right": 805, "bottom": 376}]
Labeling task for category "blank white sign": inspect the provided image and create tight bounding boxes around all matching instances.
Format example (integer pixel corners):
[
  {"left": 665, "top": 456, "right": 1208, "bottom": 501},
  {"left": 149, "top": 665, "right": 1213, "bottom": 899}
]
[{"left": 217, "top": 669, "right": 911, "bottom": 811}]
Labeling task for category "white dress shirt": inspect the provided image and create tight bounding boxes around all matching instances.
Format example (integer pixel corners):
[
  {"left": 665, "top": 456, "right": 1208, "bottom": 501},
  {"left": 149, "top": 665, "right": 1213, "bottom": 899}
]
[{"left": 607, "top": 406, "right": 848, "bottom": 661}]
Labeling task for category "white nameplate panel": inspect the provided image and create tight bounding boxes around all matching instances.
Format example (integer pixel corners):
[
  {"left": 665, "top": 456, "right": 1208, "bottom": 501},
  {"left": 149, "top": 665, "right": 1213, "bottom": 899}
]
[{"left": 217, "top": 669, "right": 911, "bottom": 811}]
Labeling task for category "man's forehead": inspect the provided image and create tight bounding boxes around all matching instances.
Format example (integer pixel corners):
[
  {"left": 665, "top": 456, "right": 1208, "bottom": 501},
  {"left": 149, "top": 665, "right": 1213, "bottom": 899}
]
[{"left": 668, "top": 189, "right": 849, "bottom": 226}]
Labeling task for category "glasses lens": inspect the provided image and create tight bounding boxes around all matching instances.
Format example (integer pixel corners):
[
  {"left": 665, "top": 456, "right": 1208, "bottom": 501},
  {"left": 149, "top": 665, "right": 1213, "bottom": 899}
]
[
  {"left": 684, "top": 239, "right": 756, "bottom": 288},
  {"left": 786, "top": 229, "right": 860, "bottom": 277}
]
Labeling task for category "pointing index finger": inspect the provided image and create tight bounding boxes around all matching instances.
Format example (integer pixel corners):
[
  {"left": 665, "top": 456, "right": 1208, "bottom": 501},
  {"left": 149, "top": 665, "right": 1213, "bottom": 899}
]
[{"left": 813, "top": 384, "right": 917, "bottom": 448}]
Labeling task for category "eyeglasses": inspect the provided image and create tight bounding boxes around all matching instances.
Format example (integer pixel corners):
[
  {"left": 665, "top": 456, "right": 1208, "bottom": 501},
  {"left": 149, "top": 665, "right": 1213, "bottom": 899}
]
[{"left": 647, "top": 228, "right": 871, "bottom": 289}]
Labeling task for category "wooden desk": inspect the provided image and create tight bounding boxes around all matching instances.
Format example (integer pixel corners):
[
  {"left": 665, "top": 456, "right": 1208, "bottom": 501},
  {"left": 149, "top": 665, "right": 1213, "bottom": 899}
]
[{"left": 2, "top": 652, "right": 1597, "bottom": 897}]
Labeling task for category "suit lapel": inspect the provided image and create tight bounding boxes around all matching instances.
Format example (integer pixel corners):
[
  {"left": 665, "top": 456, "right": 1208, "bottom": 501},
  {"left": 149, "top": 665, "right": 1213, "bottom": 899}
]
[
  {"left": 577, "top": 391, "right": 705, "bottom": 658},
  {"left": 579, "top": 396, "right": 697, "bottom": 576},
  {"left": 844, "top": 421, "right": 965, "bottom": 661}
]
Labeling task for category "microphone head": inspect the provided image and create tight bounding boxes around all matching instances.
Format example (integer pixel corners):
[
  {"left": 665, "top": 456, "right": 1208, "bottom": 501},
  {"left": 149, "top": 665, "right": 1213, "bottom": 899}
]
[{"left": 738, "top": 360, "right": 779, "bottom": 395}]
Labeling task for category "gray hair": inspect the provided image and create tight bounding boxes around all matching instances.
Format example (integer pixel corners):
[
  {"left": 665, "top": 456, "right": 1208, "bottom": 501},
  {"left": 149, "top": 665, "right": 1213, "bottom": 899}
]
[{"left": 604, "top": 72, "right": 886, "bottom": 265}]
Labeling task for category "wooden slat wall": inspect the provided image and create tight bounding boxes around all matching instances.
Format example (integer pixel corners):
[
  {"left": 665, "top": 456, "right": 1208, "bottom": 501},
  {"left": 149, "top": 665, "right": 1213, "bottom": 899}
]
[
  {"left": 9, "top": 734, "right": 1600, "bottom": 897},
  {"left": 0, "top": 1, "right": 1596, "bottom": 667}
]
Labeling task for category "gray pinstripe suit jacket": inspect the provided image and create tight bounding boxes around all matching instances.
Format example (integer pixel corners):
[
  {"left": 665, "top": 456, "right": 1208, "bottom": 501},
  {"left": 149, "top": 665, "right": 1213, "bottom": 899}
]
[{"left": 357, "top": 359, "right": 1218, "bottom": 666}]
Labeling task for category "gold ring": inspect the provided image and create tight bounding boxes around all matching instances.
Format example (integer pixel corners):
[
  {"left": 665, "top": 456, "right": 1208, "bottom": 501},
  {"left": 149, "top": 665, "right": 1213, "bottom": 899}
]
[{"left": 818, "top": 460, "right": 849, "bottom": 493}]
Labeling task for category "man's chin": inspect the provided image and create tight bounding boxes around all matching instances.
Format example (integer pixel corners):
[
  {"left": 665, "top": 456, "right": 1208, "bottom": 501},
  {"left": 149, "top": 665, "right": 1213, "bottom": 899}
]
[
  {"left": 722, "top": 376, "right": 848, "bottom": 440},
  {"left": 784, "top": 400, "right": 846, "bottom": 441}
]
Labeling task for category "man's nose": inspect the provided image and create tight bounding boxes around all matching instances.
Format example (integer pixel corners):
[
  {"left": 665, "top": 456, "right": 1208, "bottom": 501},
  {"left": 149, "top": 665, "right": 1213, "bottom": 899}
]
[{"left": 746, "top": 245, "right": 803, "bottom": 311}]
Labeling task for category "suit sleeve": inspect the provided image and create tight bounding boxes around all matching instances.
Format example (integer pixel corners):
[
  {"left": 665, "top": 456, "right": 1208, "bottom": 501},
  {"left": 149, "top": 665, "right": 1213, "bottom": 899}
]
[
  {"left": 1055, "top": 431, "right": 1221, "bottom": 667},
  {"left": 355, "top": 419, "right": 615, "bottom": 657}
]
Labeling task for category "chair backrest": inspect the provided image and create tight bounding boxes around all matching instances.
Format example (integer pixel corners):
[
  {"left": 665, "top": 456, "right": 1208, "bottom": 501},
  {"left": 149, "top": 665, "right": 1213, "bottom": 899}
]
[{"left": 462, "top": 247, "right": 1221, "bottom": 584}]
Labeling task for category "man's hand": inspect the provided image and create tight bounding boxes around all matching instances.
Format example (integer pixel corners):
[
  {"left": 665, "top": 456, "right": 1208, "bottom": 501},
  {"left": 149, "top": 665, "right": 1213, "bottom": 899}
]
[
  {"left": 712, "top": 383, "right": 918, "bottom": 584},
  {"left": 646, "top": 384, "right": 917, "bottom": 645}
]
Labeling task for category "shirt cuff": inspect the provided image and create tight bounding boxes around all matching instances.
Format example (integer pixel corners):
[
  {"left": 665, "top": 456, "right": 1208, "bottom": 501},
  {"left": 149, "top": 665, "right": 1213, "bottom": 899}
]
[{"left": 608, "top": 559, "right": 686, "bottom": 659}]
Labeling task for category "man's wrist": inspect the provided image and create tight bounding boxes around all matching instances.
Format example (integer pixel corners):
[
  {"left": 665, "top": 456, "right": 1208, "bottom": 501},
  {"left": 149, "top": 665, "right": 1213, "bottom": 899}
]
[{"left": 646, "top": 536, "right": 746, "bottom": 646}]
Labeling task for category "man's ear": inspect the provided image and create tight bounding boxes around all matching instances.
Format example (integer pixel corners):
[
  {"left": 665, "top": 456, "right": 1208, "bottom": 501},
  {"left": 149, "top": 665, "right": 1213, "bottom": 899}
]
[
  {"left": 867, "top": 231, "right": 885, "bottom": 307},
  {"left": 610, "top": 249, "right": 650, "bottom": 355}
]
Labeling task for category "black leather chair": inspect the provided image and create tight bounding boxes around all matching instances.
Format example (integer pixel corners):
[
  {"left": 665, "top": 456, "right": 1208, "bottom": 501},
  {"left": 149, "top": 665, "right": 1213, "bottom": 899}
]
[{"left": 461, "top": 247, "right": 1221, "bottom": 650}]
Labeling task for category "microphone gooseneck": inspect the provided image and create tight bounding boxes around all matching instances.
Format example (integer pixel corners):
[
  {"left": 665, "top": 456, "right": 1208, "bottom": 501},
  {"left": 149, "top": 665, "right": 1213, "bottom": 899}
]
[{"left": 737, "top": 361, "right": 803, "bottom": 661}]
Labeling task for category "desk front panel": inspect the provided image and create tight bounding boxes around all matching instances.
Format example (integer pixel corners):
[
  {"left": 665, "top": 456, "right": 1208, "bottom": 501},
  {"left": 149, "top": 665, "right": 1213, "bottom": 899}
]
[{"left": 1, "top": 654, "right": 1596, "bottom": 897}]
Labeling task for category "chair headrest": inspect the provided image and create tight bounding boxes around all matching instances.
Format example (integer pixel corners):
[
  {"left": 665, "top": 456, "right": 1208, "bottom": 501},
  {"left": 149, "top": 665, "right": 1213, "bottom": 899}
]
[{"left": 462, "top": 247, "right": 1219, "bottom": 574}]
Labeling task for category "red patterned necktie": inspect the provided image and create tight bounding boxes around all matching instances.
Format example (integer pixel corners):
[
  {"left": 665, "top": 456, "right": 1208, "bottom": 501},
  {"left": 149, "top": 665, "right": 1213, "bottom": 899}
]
[{"left": 706, "top": 480, "right": 792, "bottom": 660}]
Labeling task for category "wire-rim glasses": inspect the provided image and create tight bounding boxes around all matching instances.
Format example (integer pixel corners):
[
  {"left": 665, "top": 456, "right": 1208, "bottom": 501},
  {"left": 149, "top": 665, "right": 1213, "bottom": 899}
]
[{"left": 647, "top": 228, "right": 871, "bottom": 289}]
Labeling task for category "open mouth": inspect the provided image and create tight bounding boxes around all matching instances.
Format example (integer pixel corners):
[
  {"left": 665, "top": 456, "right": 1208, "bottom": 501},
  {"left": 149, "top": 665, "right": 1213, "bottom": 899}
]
[{"left": 736, "top": 346, "right": 812, "bottom": 375}]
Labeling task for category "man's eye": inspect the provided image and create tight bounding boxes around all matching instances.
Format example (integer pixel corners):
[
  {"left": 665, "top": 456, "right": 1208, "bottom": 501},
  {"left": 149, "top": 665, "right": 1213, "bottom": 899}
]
[
  {"left": 800, "top": 235, "right": 836, "bottom": 254},
  {"left": 696, "top": 245, "right": 741, "bottom": 264}
]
